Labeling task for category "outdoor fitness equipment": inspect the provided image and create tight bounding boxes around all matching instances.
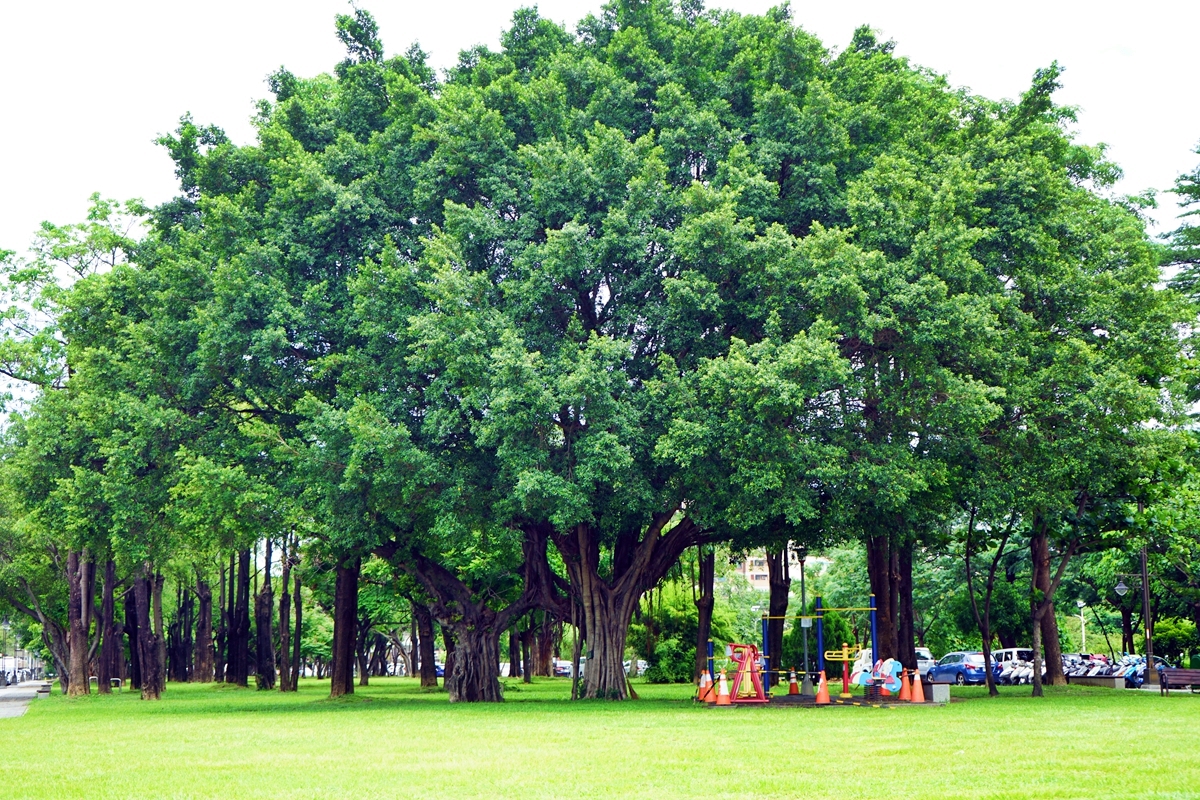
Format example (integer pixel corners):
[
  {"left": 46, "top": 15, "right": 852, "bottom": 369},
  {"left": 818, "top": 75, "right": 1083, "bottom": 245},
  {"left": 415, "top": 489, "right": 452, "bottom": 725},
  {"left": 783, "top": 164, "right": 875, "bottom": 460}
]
[
  {"left": 726, "top": 643, "right": 768, "bottom": 704},
  {"left": 823, "top": 642, "right": 857, "bottom": 699},
  {"left": 758, "top": 594, "right": 880, "bottom": 698}
]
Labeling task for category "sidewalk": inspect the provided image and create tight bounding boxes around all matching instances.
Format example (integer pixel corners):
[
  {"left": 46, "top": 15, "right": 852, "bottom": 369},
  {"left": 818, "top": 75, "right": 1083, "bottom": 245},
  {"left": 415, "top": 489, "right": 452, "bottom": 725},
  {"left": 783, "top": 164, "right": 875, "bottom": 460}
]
[{"left": 0, "top": 682, "right": 43, "bottom": 719}]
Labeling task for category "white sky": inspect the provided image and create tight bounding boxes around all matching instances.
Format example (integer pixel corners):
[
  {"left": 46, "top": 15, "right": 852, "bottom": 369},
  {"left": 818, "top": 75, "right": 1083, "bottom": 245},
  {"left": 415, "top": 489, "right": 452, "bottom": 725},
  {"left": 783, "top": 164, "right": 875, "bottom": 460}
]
[{"left": 2, "top": 0, "right": 1197, "bottom": 254}]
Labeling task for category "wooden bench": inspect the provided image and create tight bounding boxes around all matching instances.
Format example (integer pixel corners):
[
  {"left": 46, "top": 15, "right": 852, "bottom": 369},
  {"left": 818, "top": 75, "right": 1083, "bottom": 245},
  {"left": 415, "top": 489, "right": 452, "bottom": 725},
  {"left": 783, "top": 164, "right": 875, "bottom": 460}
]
[{"left": 1159, "top": 668, "right": 1200, "bottom": 695}]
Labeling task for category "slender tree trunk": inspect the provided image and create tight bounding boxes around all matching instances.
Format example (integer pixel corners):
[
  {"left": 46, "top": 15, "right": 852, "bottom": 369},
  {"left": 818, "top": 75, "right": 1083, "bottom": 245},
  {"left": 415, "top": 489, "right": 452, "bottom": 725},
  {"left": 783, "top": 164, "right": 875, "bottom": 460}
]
[
  {"left": 227, "top": 549, "right": 251, "bottom": 686},
  {"left": 1031, "top": 528, "right": 1066, "bottom": 685},
  {"left": 214, "top": 559, "right": 227, "bottom": 683},
  {"left": 508, "top": 626, "right": 522, "bottom": 678},
  {"left": 1121, "top": 607, "right": 1134, "bottom": 654},
  {"left": 194, "top": 574, "right": 214, "bottom": 682},
  {"left": 520, "top": 624, "right": 532, "bottom": 684},
  {"left": 329, "top": 558, "right": 359, "bottom": 698},
  {"left": 534, "top": 615, "right": 555, "bottom": 677},
  {"left": 765, "top": 547, "right": 790, "bottom": 683},
  {"left": 1031, "top": 607, "right": 1045, "bottom": 698},
  {"left": 413, "top": 602, "right": 438, "bottom": 688},
  {"left": 255, "top": 539, "right": 276, "bottom": 690},
  {"left": 66, "top": 551, "right": 90, "bottom": 696},
  {"left": 97, "top": 560, "right": 117, "bottom": 694},
  {"left": 278, "top": 541, "right": 292, "bottom": 692},
  {"left": 291, "top": 567, "right": 302, "bottom": 690},
  {"left": 153, "top": 573, "right": 167, "bottom": 692},
  {"left": 124, "top": 588, "right": 141, "bottom": 691},
  {"left": 355, "top": 613, "right": 371, "bottom": 687},
  {"left": 443, "top": 625, "right": 457, "bottom": 686},
  {"left": 694, "top": 546, "right": 714, "bottom": 680}
]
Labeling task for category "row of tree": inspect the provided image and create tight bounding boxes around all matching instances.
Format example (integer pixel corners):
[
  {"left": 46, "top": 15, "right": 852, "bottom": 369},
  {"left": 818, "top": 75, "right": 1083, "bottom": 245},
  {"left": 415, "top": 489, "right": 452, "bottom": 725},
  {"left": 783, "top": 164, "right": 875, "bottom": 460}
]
[{"left": 1, "top": 1, "right": 1198, "bottom": 702}]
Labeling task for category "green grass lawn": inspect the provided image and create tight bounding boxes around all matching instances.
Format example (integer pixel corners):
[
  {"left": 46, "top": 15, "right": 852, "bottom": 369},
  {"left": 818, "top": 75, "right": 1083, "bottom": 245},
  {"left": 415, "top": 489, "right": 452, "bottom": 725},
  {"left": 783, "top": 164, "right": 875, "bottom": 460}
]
[{"left": 4, "top": 677, "right": 1196, "bottom": 799}]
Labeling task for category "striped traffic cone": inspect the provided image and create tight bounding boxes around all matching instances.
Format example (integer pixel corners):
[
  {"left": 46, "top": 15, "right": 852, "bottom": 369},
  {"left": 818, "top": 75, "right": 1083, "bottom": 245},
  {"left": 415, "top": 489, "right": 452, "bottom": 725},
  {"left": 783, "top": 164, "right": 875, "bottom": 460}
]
[
  {"left": 788, "top": 667, "right": 799, "bottom": 696},
  {"left": 715, "top": 670, "right": 732, "bottom": 706},
  {"left": 910, "top": 670, "right": 925, "bottom": 703},
  {"left": 815, "top": 670, "right": 830, "bottom": 705},
  {"left": 898, "top": 668, "right": 912, "bottom": 702},
  {"left": 698, "top": 670, "right": 714, "bottom": 703}
]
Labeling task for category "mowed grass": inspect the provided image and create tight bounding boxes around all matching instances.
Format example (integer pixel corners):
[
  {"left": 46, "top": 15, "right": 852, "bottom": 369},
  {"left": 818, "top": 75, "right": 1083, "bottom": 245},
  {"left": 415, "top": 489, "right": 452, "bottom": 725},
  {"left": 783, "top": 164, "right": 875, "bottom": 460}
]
[{"left": 3, "top": 677, "right": 1197, "bottom": 799}]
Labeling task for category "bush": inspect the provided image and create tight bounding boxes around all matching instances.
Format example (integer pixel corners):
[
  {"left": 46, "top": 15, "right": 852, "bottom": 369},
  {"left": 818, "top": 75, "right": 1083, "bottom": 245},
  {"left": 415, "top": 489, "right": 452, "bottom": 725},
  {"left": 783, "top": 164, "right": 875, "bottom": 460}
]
[
  {"left": 1152, "top": 617, "right": 1199, "bottom": 663},
  {"left": 644, "top": 638, "right": 694, "bottom": 683}
]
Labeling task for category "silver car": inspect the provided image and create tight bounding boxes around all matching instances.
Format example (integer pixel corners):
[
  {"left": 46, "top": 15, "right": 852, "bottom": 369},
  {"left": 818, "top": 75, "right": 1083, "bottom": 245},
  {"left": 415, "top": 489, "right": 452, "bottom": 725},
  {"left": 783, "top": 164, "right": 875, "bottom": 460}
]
[{"left": 916, "top": 647, "right": 936, "bottom": 676}]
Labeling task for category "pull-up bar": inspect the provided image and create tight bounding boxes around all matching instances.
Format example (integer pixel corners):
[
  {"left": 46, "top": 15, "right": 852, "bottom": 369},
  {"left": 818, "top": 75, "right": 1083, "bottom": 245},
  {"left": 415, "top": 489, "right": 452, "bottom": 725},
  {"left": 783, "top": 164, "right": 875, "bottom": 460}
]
[{"left": 757, "top": 595, "right": 879, "bottom": 694}]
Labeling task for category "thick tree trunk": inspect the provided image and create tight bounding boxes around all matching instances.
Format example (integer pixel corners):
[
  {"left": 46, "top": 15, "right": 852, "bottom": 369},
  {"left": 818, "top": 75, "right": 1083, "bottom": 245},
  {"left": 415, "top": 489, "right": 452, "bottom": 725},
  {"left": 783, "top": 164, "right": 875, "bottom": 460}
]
[
  {"left": 124, "top": 588, "right": 141, "bottom": 690},
  {"left": 134, "top": 570, "right": 165, "bottom": 700},
  {"left": 534, "top": 615, "right": 555, "bottom": 677},
  {"left": 866, "top": 535, "right": 897, "bottom": 661},
  {"left": 1031, "top": 529, "right": 1066, "bottom": 685},
  {"left": 97, "top": 560, "right": 117, "bottom": 694},
  {"left": 226, "top": 549, "right": 251, "bottom": 686},
  {"left": 443, "top": 623, "right": 503, "bottom": 702},
  {"left": 695, "top": 546, "right": 714, "bottom": 680},
  {"left": 553, "top": 515, "right": 701, "bottom": 700},
  {"left": 896, "top": 542, "right": 916, "bottom": 670},
  {"left": 329, "top": 558, "right": 359, "bottom": 698},
  {"left": 66, "top": 551, "right": 90, "bottom": 696},
  {"left": 194, "top": 575, "right": 214, "bottom": 682},
  {"left": 255, "top": 540, "right": 276, "bottom": 690},
  {"left": 167, "top": 585, "right": 194, "bottom": 683},
  {"left": 413, "top": 602, "right": 438, "bottom": 688},
  {"left": 765, "top": 547, "right": 790, "bottom": 683}
]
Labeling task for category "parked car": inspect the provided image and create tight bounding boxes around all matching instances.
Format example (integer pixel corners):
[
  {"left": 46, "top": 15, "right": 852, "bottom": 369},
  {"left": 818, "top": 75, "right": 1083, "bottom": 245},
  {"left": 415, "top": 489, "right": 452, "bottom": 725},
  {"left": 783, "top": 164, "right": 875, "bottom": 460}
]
[
  {"left": 927, "top": 651, "right": 987, "bottom": 685},
  {"left": 553, "top": 659, "right": 573, "bottom": 677},
  {"left": 916, "top": 647, "right": 936, "bottom": 676}
]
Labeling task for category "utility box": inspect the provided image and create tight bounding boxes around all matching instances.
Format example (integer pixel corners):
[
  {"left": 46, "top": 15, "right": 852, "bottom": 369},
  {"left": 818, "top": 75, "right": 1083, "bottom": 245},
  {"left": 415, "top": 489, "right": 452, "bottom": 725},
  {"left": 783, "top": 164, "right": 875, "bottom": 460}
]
[{"left": 927, "top": 683, "right": 950, "bottom": 704}]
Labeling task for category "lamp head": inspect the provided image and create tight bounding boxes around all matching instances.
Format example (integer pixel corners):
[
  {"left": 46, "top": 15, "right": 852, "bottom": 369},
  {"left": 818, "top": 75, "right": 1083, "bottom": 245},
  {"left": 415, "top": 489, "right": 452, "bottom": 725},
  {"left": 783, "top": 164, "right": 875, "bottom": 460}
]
[
  {"left": 1115, "top": 580, "right": 1128, "bottom": 597},
  {"left": 1076, "top": 599, "right": 1086, "bottom": 609}
]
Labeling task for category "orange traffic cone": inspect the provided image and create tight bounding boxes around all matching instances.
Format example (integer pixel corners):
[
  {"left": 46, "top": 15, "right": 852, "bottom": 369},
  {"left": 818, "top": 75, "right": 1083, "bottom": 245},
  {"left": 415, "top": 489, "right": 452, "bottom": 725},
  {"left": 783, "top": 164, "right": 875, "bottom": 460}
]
[
  {"left": 910, "top": 670, "right": 925, "bottom": 703},
  {"left": 788, "top": 667, "right": 799, "bottom": 696},
  {"left": 698, "top": 670, "right": 714, "bottom": 703},
  {"left": 715, "top": 670, "right": 732, "bottom": 706},
  {"left": 898, "top": 668, "right": 912, "bottom": 702},
  {"left": 815, "top": 670, "right": 830, "bottom": 705}
]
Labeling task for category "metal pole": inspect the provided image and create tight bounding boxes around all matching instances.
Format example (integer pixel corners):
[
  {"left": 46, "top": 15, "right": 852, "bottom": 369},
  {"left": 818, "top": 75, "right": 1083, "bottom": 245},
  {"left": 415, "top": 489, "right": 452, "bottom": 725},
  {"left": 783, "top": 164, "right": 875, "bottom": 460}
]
[
  {"left": 761, "top": 615, "right": 770, "bottom": 696},
  {"left": 800, "top": 556, "right": 809, "bottom": 677},
  {"left": 869, "top": 593, "right": 878, "bottom": 665},
  {"left": 707, "top": 639, "right": 714, "bottom": 682},
  {"left": 1142, "top": 546, "right": 1158, "bottom": 685},
  {"left": 816, "top": 596, "right": 825, "bottom": 673}
]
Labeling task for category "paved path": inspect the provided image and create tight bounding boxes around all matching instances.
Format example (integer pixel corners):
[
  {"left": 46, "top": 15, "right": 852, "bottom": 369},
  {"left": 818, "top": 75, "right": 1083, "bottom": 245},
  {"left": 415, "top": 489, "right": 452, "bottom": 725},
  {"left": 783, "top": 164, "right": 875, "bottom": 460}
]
[{"left": 0, "top": 682, "right": 43, "bottom": 719}]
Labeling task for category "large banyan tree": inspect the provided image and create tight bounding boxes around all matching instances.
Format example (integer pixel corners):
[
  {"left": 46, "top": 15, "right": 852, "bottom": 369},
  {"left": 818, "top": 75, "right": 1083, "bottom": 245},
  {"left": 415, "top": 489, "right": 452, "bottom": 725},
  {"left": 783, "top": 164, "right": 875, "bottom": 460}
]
[{"left": 66, "top": 1, "right": 1182, "bottom": 701}]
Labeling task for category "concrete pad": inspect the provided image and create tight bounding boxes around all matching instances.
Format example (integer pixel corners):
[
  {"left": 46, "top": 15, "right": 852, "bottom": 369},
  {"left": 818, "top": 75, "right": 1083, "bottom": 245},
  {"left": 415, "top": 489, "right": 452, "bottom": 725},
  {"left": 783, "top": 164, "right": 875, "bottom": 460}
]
[{"left": 0, "top": 684, "right": 39, "bottom": 719}]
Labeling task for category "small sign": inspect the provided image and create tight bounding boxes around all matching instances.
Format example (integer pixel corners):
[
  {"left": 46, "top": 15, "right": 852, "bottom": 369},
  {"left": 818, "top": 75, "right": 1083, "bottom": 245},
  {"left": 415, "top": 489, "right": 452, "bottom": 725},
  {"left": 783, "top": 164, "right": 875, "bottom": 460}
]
[{"left": 801, "top": 618, "right": 812, "bottom": 628}]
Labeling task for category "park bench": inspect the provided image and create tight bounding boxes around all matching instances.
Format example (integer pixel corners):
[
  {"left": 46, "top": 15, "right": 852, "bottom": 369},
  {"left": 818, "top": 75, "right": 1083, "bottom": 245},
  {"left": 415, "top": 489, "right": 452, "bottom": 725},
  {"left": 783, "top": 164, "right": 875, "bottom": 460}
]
[
  {"left": 110, "top": 678, "right": 123, "bottom": 691},
  {"left": 1159, "top": 668, "right": 1200, "bottom": 695}
]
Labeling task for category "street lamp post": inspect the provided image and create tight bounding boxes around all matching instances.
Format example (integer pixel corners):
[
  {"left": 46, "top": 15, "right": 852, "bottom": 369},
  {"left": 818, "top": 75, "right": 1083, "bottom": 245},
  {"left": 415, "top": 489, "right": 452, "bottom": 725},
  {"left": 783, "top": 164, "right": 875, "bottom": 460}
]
[{"left": 1114, "top": 545, "right": 1157, "bottom": 685}]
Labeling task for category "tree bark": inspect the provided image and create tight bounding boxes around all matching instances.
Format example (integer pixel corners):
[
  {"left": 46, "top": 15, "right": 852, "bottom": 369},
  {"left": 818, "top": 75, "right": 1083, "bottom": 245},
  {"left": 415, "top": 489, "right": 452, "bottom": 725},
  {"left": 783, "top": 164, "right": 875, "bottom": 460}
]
[
  {"left": 552, "top": 514, "right": 703, "bottom": 699},
  {"left": 442, "top": 624, "right": 503, "bottom": 702},
  {"left": 507, "top": 626, "right": 521, "bottom": 678},
  {"left": 215, "top": 558, "right": 228, "bottom": 683},
  {"left": 520, "top": 624, "right": 532, "bottom": 684},
  {"left": 97, "top": 559, "right": 118, "bottom": 694},
  {"left": 1031, "top": 528, "right": 1066, "bottom": 685},
  {"left": 291, "top": 567, "right": 303, "bottom": 690},
  {"left": 866, "top": 535, "right": 897, "bottom": 661},
  {"left": 193, "top": 574, "right": 214, "bottom": 682},
  {"left": 765, "top": 546, "right": 790, "bottom": 683},
  {"left": 66, "top": 551, "right": 90, "bottom": 696},
  {"left": 226, "top": 548, "right": 252, "bottom": 686},
  {"left": 134, "top": 569, "right": 165, "bottom": 700},
  {"left": 278, "top": 541, "right": 292, "bottom": 692},
  {"left": 896, "top": 542, "right": 916, "bottom": 670},
  {"left": 329, "top": 557, "right": 360, "bottom": 698},
  {"left": 413, "top": 601, "right": 437, "bottom": 688},
  {"left": 124, "top": 588, "right": 141, "bottom": 690},
  {"left": 255, "top": 539, "right": 276, "bottom": 690},
  {"left": 694, "top": 546, "right": 714, "bottom": 680},
  {"left": 355, "top": 612, "right": 371, "bottom": 687}
]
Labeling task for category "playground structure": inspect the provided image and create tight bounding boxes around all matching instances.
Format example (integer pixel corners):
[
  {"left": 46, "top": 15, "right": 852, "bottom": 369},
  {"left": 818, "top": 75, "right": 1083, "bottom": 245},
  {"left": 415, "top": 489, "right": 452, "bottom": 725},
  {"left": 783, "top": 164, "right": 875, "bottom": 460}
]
[{"left": 699, "top": 593, "right": 936, "bottom": 706}]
